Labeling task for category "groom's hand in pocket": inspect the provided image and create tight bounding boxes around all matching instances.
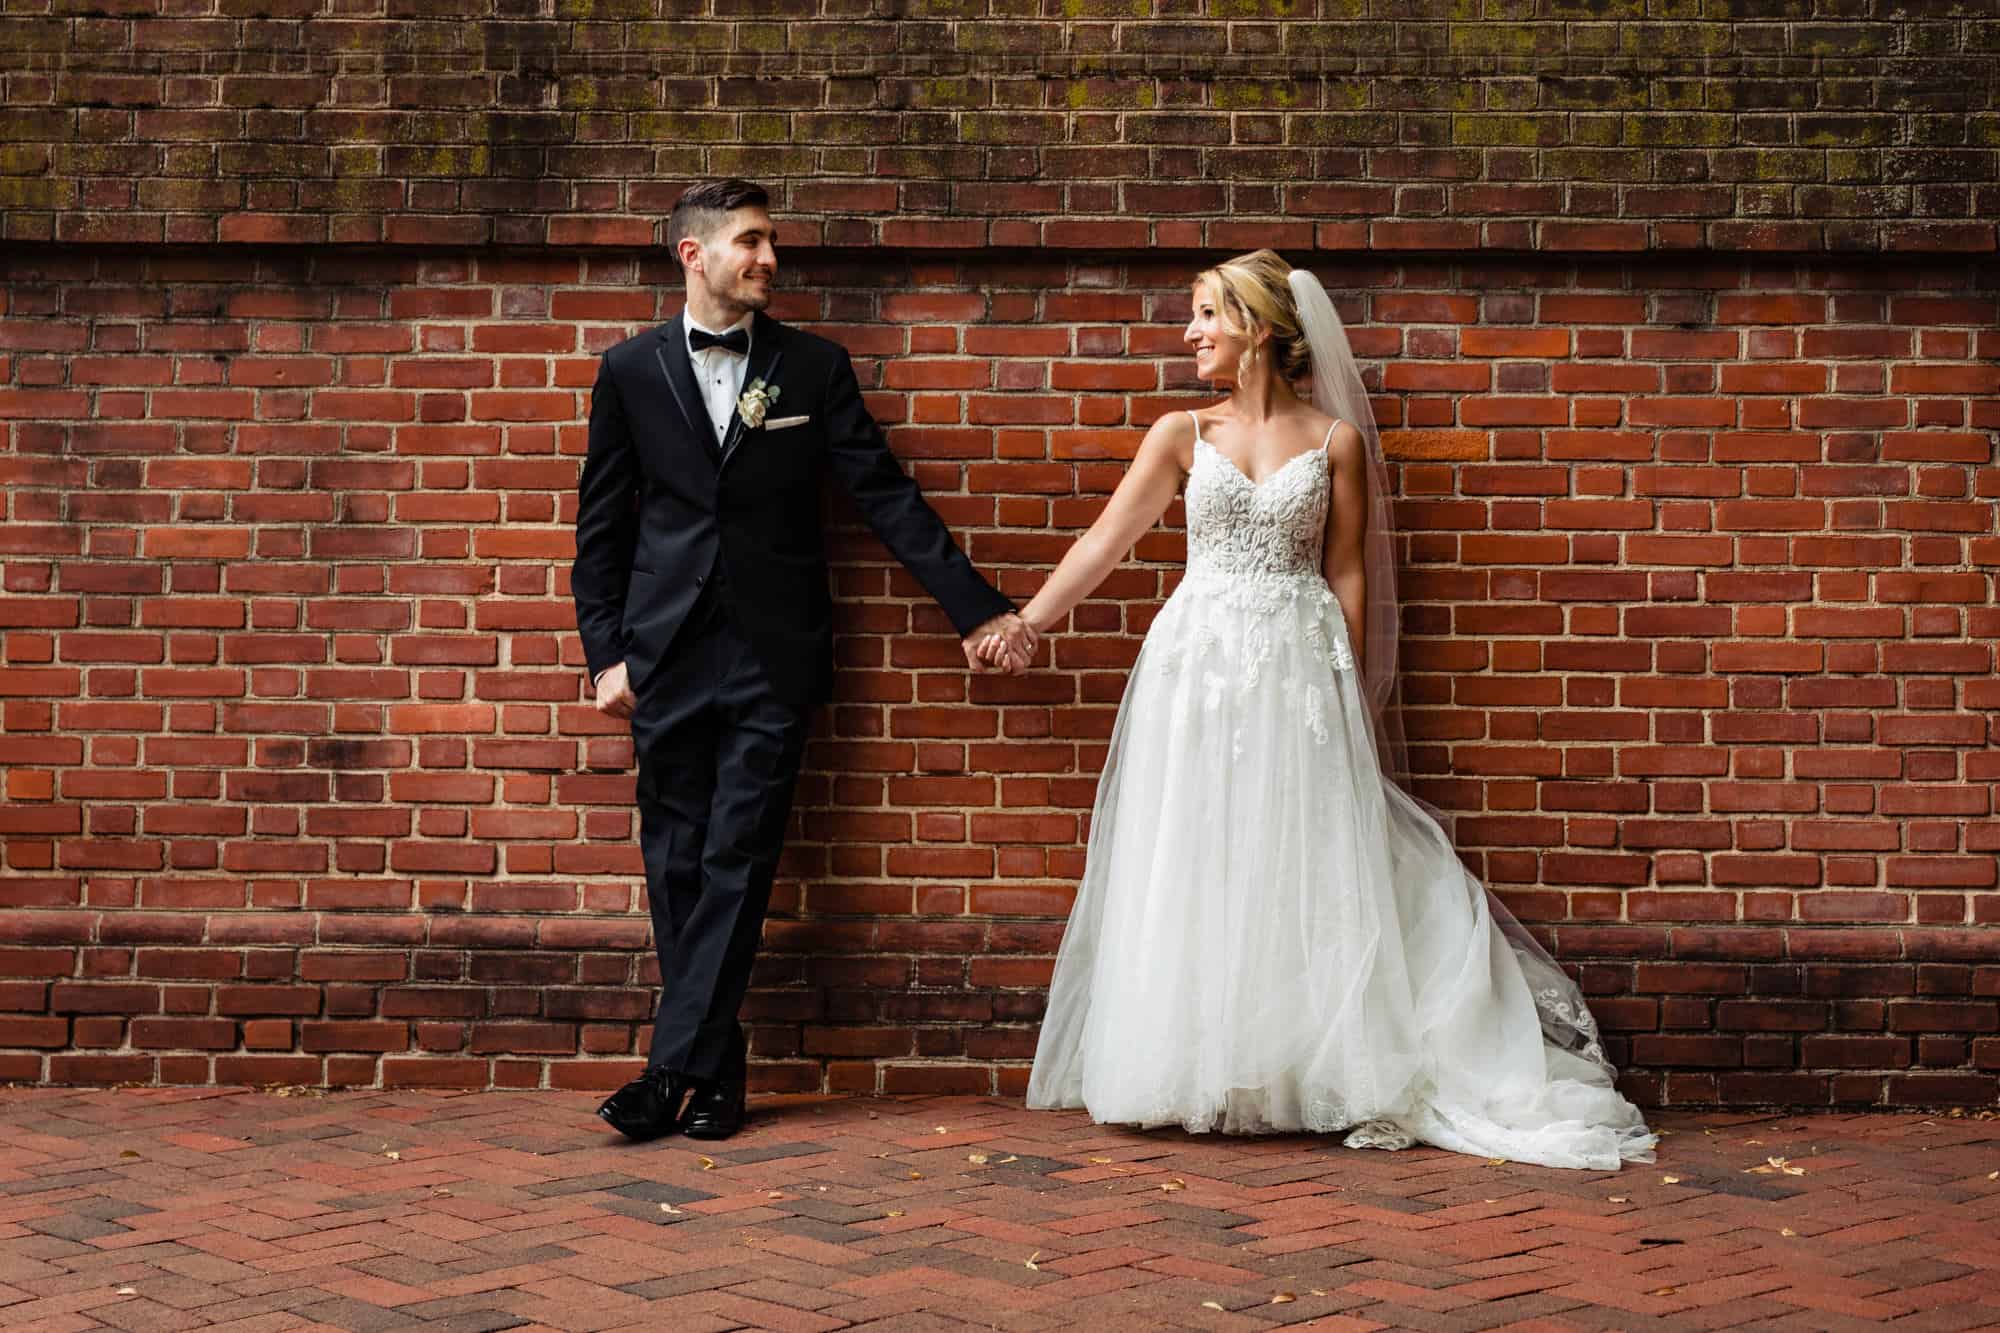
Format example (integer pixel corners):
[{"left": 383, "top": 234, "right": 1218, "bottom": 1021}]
[{"left": 593, "top": 661, "right": 637, "bottom": 719}]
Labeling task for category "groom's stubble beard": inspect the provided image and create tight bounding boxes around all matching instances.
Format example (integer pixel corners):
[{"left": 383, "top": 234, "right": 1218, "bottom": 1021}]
[{"left": 699, "top": 243, "right": 774, "bottom": 321}]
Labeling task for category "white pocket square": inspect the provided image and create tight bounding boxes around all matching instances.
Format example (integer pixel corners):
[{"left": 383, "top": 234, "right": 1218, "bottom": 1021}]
[{"left": 762, "top": 414, "right": 810, "bottom": 430}]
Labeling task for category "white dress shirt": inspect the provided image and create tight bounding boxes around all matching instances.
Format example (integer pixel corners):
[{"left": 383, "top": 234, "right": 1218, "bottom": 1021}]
[{"left": 684, "top": 311, "right": 754, "bottom": 445}]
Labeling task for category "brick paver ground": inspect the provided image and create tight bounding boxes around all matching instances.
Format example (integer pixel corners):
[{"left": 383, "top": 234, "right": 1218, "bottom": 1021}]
[{"left": 2, "top": 1089, "right": 1997, "bottom": 1331}]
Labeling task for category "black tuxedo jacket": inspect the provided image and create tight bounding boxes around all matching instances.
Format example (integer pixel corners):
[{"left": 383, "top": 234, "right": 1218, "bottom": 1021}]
[{"left": 572, "top": 312, "right": 1012, "bottom": 709}]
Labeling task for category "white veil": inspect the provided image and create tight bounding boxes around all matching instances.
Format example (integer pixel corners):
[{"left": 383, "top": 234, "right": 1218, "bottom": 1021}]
[
  {"left": 1287, "top": 268, "right": 1408, "bottom": 789},
  {"left": 1286, "top": 266, "right": 1629, "bottom": 1080}
]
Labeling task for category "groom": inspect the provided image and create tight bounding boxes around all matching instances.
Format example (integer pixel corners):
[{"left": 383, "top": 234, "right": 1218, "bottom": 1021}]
[{"left": 573, "top": 178, "right": 1035, "bottom": 1141}]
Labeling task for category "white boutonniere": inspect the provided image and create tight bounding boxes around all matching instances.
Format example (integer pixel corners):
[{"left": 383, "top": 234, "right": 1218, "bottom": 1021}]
[{"left": 736, "top": 378, "right": 780, "bottom": 429}]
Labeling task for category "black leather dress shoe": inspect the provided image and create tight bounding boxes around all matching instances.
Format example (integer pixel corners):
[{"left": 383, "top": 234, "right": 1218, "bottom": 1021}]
[
  {"left": 596, "top": 1067, "right": 688, "bottom": 1141},
  {"left": 678, "top": 1079, "right": 747, "bottom": 1140}
]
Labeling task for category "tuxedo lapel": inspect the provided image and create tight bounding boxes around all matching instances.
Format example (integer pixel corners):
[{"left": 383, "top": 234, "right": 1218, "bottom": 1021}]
[
  {"left": 719, "top": 313, "right": 786, "bottom": 469},
  {"left": 653, "top": 316, "right": 719, "bottom": 466}
]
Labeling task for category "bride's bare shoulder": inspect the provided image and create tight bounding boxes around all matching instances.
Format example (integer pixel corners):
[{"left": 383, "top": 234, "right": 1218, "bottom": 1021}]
[
  {"left": 1289, "top": 402, "right": 1341, "bottom": 445},
  {"left": 1325, "top": 418, "right": 1367, "bottom": 482},
  {"left": 1143, "top": 405, "right": 1202, "bottom": 468}
]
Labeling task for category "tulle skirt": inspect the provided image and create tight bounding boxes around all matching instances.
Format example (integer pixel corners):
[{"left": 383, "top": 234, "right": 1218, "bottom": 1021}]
[{"left": 1026, "top": 569, "right": 1657, "bottom": 1171}]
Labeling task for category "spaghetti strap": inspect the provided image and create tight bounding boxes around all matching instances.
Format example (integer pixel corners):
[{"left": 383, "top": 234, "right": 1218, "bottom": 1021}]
[
  {"left": 1320, "top": 418, "right": 1341, "bottom": 452},
  {"left": 1188, "top": 409, "right": 1204, "bottom": 444}
]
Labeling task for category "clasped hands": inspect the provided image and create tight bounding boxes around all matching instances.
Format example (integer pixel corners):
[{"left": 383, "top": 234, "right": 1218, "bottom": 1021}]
[
  {"left": 962, "top": 612, "right": 1040, "bottom": 676},
  {"left": 594, "top": 614, "right": 1043, "bottom": 717}
]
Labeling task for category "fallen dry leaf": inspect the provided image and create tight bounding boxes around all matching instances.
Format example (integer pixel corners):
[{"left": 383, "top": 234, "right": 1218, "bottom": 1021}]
[
  {"left": 885, "top": 1210, "right": 904, "bottom": 1218},
  {"left": 1201, "top": 1301, "right": 1224, "bottom": 1311},
  {"left": 659, "top": 1202, "right": 680, "bottom": 1215},
  {"left": 1661, "top": 1175, "right": 1680, "bottom": 1184},
  {"left": 1650, "top": 1286, "right": 1677, "bottom": 1296},
  {"left": 1088, "top": 1156, "right": 1112, "bottom": 1164},
  {"left": 698, "top": 1156, "right": 716, "bottom": 1170},
  {"left": 1486, "top": 1157, "right": 1507, "bottom": 1165},
  {"left": 1271, "top": 1292, "right": 1295, "bottom": 1304},
  {"left": 1609, "top": 1196, "right": 1628, "bottom": 1204},
  {"left": 1025, "top": 1251, "right": 1040, "bottom": 1270},
  {"left": 997, "top": 1155, "right": 1018, "bottom": 1164},
  {"left": 120, "top": 1150, "right": 140, "bottom": 1159},
  {"left": 1160, "top": 1178, "right": 1186, "bottom": 1192},
  {"left": 908, "top": 1170, "right": 924, "bottom": 1179},
  {"left": 967, "top": 1153, "right": 989, "bottom": 1165},
  {"left": 766, "top": 1191, "right": 783, "bottom": 1199},
  {"left": 383, "top": 1151, "right": 400, "bottom": 1161},
  {"left": 1780, "top": 1227, "right": 1796, "bottom": 1236},
  {"left": 115, "top": 1287, "right": 137, "bottom": 1296},
  {"left": 1746, "top": 1156, "right": 1805, "bottom": 1177}
]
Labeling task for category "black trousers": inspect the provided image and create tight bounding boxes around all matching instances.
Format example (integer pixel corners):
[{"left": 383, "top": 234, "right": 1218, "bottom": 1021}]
[{"left": 629, "top": 577, "right": 809, "bottom": 1083}]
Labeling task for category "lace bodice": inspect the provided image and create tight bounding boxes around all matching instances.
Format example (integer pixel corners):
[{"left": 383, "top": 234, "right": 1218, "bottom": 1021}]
[{"left": 1184, "top": 413, "right": 1332, "bottom": 583}]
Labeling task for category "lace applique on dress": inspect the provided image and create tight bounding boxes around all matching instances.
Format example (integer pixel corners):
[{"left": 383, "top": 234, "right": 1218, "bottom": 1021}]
[
  {"left": 1184, "top": 431, "right": 1330, "bottom": 590},
  {"left": 1179, "top": 417, "right": 1354, "bottom": 674}
]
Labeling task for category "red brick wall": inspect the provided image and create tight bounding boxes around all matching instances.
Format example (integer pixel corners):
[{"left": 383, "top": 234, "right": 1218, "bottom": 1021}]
[
  {"left": 9, "top": 8, "right": 1999, "bottom": 259},
  {"left": 2, "top": 245, "right": 1996, "bottom": 1107}
]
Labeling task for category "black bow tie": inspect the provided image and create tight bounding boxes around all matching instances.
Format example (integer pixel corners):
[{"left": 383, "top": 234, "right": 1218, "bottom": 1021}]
[{"left": 689, "top": 326, "right": 749, "bottom": 356}]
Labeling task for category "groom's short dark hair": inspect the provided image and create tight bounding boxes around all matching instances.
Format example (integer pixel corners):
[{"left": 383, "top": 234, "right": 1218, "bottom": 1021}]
[{"left": 667, "top": 179, "right": 770, "bottom": 264}]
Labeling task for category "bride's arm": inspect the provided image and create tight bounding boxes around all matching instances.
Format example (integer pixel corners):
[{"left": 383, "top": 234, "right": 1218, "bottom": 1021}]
[
  {"left": 1321, "top": 421, "right": 1369, "bottom": 675},
  {"left": 1016, "top": 411, "right": 1194, "bottom": 638}
]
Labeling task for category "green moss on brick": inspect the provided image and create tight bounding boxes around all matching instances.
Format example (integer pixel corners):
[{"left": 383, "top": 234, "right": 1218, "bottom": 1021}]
[
  {"left": 1062, "top": 79, "right": 1154, "bottom": 111},
  {"left": 329, "top": 146, "right": 382, "bottom": 177},
  {"left": 631, "top": 112, "right": 738, "bottom": 143},
  {"left": 1211, "top": 82, "right": 1302, "bottom": 111},
  {"left": 1623, "top": 113, "right": 1733, "bottom": 147},
  {"left": 1291, "top": 114, "right": 1398, "bottom": 146},
  {"left": 736, "top": 23, "right": 790, "bottom": 53},
  {"left": 0, "top": 144, "right": 50, "bottom": 174},
  {"left": 552, "top": 0, "right": 657, "bottom": 16},
  {"left": 1284, "top": 20, "right": 1395, "bottom": 54},
  {"left": 1619, "top": 23, "right": 1734, "bottom": 56},
  {"left": 1545, "top": 147, "right": 1649, "bottom": 182},
  {"left": 1795, "top": 23, "right": 1895, "bottom": 56},
  {"left": 48, "top": 143, "right": 136, "bottom": 174},
  {"left": 1801, "top": 116, "right": 1895, "bottom": 147},
  {"left": 1448, "top": 22, "right": 1556, "bottom": 56},
  {"left": 1540, "top": 0, "right": 1648, "bottom": 15},
  {"left": 392, "top": 145, "right": 491, "bottom": 176},
  {"left": 912, "top": 79, "right": 987, "bottom": 110},
  {"left": 1826, "top": 149, "right": 1880, "bottom": 183},
  {"left": 400, "top": 112, "right": 468, "bottom": 144},
  {"left": 1570, "top": 116, "right": 1623, "bottom": 148},
  {"left": 557, "top": 78, "right": 657, "bottom": 112},
  {"left": 1061, "top": 0, "right": 1150, "bottom": 15},
  {"left": 0, "top": 178, "right": 70, "bottom": 208},
  {"left": 1209, "top": 0, "right": 1306, "bottom": 17},
  {"left": 1452, "top": 113, "right": 1564, "bottom": 147}
]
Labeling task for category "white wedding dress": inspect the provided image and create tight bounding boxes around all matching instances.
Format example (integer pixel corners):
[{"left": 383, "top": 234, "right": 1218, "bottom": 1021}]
[{"left": 1027, "top": 414, "right": 1657, "bottom": 1171}]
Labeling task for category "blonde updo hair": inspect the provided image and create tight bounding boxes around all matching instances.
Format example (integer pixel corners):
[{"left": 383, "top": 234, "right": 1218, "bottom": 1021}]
[{"left": 1195, "top": 249, "right": 1311, "bottom": 385}]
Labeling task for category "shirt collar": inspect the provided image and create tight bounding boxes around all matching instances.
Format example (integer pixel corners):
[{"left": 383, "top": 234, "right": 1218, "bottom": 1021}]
[{"left": 684, "top": 310, "right": 754, "bottom": 355}]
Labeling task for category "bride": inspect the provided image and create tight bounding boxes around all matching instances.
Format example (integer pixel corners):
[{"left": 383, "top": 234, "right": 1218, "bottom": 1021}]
[{"left": 978, "top": 251, "right": 1656, "bottom": 1170}]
